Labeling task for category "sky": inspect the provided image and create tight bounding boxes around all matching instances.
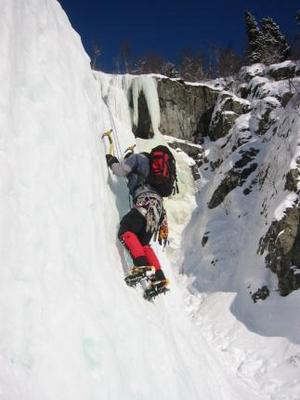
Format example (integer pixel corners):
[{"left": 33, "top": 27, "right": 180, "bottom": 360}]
[{"left": 58, "top": 0, "right": 299, "bottom": 72}]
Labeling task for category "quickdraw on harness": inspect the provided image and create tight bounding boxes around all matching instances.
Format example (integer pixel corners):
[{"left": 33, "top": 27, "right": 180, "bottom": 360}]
[{"left": 133, "top": 192, "right": 163, "bottom": 233}]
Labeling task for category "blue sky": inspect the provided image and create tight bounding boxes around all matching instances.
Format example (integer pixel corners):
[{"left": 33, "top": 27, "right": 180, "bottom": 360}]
[{"left": 58, "top": 0, "right": 299, "bottom": 71}]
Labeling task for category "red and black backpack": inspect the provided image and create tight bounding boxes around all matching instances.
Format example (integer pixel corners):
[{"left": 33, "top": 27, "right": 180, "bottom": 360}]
[{"left": 146, "top": 145, "right": 179, "bottom": 197}]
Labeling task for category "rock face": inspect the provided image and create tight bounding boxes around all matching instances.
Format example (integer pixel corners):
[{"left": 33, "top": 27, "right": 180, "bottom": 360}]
[
  {"left": 166, "top": 138, "right": 204, "bottom": 180},
  {"left": 208, "top": 148, "right": 259, "bottom": 208},
  {"left": 208, "top": 93, "right": 250, "bottom": 140},
  {"left": 258, "top": 205, "right": 300, "bottom": 296},
  {"left": 157, "top": 78, "right": 220, "bottom": 142},
  {"left": 157, "top": 60, "right": 300, "bottom": 299},
  {"left": 266, "top": 61, "right": 297, "bottom": 81},
  {"left": 154, "top": 62, "right": 298, "bottom": 137},
  {"left": 285, "top": 168, "right": 300, "bottom": 192},
  {"left": 133, "top": 60, "right": 299, "bottom": 143}
]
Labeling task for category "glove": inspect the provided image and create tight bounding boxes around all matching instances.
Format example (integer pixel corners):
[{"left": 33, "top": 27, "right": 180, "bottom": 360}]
[
  {"left": 158, "top": 223, "right": 169, "bottom": 248},
  {"left": 106, "top": 154, "right": 119, "bottom": 168}
]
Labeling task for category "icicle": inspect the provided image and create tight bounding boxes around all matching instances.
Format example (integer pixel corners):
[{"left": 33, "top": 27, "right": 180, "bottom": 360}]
[
  {"left": 139, "top": 76, "right": 161, "bottom": 135},
  {"left": 131, "top": 76, "right": 161, "bottom": 136},
  {"left": 95, "top": 72, "right": 161, "bottom": 143}
]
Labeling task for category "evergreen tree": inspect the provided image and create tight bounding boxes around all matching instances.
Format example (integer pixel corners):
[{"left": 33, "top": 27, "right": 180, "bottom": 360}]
[
  {"left": 245, "top": 11, "right": 261, "bottom": 64},
  {"left": 260, "top": 17, "right": 290, "bottom": 64},
  {"left": 245, "top": 11, "right": 290, "bottom": 65}
]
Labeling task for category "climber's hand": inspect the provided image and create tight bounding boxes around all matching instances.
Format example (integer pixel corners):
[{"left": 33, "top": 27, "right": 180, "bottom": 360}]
[{"left": 106, "top": 154, "right": 119, "bottom": 168}]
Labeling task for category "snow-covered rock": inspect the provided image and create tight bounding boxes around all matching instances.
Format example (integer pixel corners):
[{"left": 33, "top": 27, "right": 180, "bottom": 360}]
[
  {"left": 239, "top": 63, "right": 266, "bottom": 82},
  {"left": 248, "top": 97, "right": 281, "bottom": 135},
  {"left": 209, "top": 92, "right": 250, "bottom": 140},
  {"left": 265, "top": 60, "right": 297, "bottom": 81}
]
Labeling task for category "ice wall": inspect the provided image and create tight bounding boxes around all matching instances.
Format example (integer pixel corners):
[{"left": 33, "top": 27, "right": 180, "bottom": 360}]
[{"left": 0, "top": 0, "right": 119, "bottom": 398}]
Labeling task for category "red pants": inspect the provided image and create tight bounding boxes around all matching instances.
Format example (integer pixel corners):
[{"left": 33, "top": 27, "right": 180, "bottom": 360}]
[{"left": 118, "top": 209, "right": 161, "bottom": 270}]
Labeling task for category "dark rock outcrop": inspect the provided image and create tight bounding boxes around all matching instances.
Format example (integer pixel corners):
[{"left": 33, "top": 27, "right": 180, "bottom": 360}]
[
  {"left": 201, "top": 232, "right": 209, "bottom": 247},
  {"left": 209, "top": 93, "right": 250, "bottom": 141},
  {"left": 167, "top": 139, "right": 204, "bottom": 180},
  {"left": 251, "top": 286, "right": 270, "bottom": 303},
  {"left": 208, "top": 148, "right": 259, "bottom": 209},
  {"left": 157, "top": 78, "right": 220, "bottom": 142},
  {"left": 266, "top": 61, "right": 297, "bottom": 81},
  {"left": 238, "top": 64, "right": 265, "bottom": 83},
  {"left": 258, "top": 205, "right": 300, "bottom": 296},
  {"left": 285, "top": 169, "right": 300, "bottom": 192}
]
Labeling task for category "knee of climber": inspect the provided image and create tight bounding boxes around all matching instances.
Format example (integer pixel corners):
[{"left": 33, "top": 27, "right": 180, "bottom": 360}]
[
  {"left": 120, "top": 231, "right": 145, "bottom": 260},
  {"left": 143, "top": 245, "right": 161, "bottom": 270}
]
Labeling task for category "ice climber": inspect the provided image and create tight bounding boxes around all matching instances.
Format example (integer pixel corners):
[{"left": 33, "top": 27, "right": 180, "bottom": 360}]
[{"left": 106, "top": 145, "right": 178, "bottom": 292}]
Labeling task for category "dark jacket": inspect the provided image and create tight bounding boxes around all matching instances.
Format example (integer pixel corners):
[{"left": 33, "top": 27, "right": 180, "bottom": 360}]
[
  {"left": 110, "top": 153, "right": 165, "bottom": 230},
  {"left": 110, "top": 153, "right": 155, "bottom": 198}
]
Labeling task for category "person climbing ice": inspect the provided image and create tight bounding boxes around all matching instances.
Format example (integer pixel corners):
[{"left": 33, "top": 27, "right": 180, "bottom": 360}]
[{"left": 106, "top": 144, "right": 178, "bottom": 300}]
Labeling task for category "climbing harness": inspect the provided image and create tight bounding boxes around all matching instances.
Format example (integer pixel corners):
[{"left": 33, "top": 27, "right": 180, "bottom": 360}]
[{"left": 133, "top": 192, "right": 163, "bottom": 233}]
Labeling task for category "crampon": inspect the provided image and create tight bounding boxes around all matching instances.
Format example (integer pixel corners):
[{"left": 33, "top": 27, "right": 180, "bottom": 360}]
[
  {"left": 124, "top": 266, "right": 155, "bottom": 287},
  {"left": 143, "top": 279, "right": 170, "bottom": 301}
]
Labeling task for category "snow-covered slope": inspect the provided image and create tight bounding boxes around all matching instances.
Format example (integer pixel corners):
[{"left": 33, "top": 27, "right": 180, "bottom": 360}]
[
  {"left": 178, "top": 65, "right": 300, "bottom": 399},
  {"left": 0, "top": 1, "right": 266, "bottom": 399}
]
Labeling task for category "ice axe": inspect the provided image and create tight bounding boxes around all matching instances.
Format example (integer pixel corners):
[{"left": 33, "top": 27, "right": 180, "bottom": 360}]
[
  {"left": 124, "top": 144, "right": 136, "bottom": 158},
  {"left": 102, "top": 129, "right": 114, "bottom": 156}
]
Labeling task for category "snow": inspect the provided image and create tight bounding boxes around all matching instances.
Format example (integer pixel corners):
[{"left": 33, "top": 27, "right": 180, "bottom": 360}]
[
  {"left": 185, "top": 290, "right": 300, "bottom": 399},
  {"left": 239, "top": 64, "right": 266, "bottom": 80},
  {"left": 248, "top": 96, "right": 281, "bottom": 134},
  {"left": 184, "top": 80, "right": 224, "bottom": 91},
  {"left": 163, "top": 134, "right": 203, "bottom": 149},
  {"left": 274, "top": 193, "right": 299, "bottom": 220},
  {"left": 1, "top": 1, "right": 300, "bottom": 400}
]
